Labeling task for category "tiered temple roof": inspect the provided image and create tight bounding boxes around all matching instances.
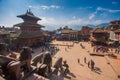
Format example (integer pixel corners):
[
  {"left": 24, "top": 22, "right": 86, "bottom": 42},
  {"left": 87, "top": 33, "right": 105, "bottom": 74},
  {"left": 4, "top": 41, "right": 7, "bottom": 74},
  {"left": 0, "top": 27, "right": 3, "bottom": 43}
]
[
  {"left": 19, "top": 32, "right": 49, "bottom": 38},
  {"left": 17, "top": 9, "right": 41, "bottom": 20},
  {"left": 14, "top": 9, "right": 44, "bottom": 28},
  {"left": 14, "top": 22, "right": 45, "bottom": 28}
]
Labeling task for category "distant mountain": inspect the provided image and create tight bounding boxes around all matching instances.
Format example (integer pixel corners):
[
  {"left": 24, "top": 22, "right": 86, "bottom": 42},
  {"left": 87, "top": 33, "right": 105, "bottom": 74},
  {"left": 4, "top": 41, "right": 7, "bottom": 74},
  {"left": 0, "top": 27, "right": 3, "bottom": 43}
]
[
  {"left": 69, "top": 25, "right": 83, "bottom": 30},
  {"left": 86, "top": 24, "right": 96, "bottom": 28},
  {"left": 43, "top": 23, "right": 109, "bottom": 31},
  {"left": 85, "top": 23, "right": 109, "bottom": 28},
  {"left": 97, "top": 23, "right": 109, "bottom": 27}
]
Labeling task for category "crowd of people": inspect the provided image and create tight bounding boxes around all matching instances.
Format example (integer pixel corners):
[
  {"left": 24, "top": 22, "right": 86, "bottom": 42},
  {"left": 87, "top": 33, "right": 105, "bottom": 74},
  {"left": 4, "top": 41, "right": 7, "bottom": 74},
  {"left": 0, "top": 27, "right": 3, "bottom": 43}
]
[{"left": 93, "top": 46, "right": 108, "bottom": 53}]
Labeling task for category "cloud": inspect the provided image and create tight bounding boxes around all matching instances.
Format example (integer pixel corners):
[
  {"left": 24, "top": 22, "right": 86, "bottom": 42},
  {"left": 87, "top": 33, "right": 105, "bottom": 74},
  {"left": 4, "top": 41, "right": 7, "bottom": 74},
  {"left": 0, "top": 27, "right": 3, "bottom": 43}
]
[
  {"left": 67, "top": 19, "right": 103, "bottom": 25},
  {"left": 97, "top": 7, "right": 120, "bottom": 13},
  {"left": 108, "top": 10, "right": 120, "bottom": 13},
  {"left": 40, "top": 5, "right": 60, "bottom": 10},
  {"left": 94, "top": 20, "right": 103, "bottom": 24},
  {"left": 39, "top": 17, "right": 104, "bottom": 28},
  {"left": 112, "top": 1, "right": 118, "bottom": 4},
  {"left": 67, "top": 19, "right": 84, "bottom": 25},
  {"left": 88, "top": 6, "right": 120, "bottom": 20},
  {"left": 79, "top": 6, "right": 93, "bottom": 9},
  {"left": 97, "top": 7, "right": 103, "bottom": 10},
  {"left": 89, "top": 14, "right": 95, "bottom": 20},
  {"left": 40, "top": 17, "right": 86, "bottom": 26},
  {"left": 100, "top": 13, "right": 107, "bottom": 17},
  {"left": 89, "top": 11, "right": 97, "bottom": 20},
  {"left": 39, "top": 17, "right": 66, "bottom": 26},
  {"left": 28, "top": 5, "right": 61, "bottom": 10},
  {"left": 72, "top": 16, "right": 76, "bottom": 19}
]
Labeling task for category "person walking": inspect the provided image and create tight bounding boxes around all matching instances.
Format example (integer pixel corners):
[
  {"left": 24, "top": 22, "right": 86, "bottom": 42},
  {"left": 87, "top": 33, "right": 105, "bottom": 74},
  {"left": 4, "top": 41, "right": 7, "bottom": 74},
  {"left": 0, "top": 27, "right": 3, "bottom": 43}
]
[
  {"left": 91, "top": 59, "right": 95, "bottom": 71},
  {"left": 78, "top": 58, "right": 80, "bottom": 64},
  {"left": 65, "top": 47, "right": 67, "bottom": 51},
  {"left": 88, "top": 60, "right": 90, "bottom": 68},
  {"left": 84, "top": 57, "right": 86, "bottom": 63}
]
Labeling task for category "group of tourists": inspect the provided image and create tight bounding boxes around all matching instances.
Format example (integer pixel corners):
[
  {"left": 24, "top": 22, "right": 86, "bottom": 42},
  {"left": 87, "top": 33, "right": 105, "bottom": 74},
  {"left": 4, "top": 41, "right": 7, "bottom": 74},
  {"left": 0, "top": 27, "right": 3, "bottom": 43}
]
[
  {"left": 115, "top": 47, "right": 120, "bottom": 54},
  {"left": 93, "top": 46, "right": 108, "bottom": 53},
  {"left": 35, "top": 44, "right": 59, "bottom": 56},
  {"left": 53, "top": 57, "right": 70, "bottom": 76},
  {"left": 78, "top": 57, "right": 95, "bottom": 71},
  {"left": 47, "top": 45, "right": 59, "bottom": 56}
]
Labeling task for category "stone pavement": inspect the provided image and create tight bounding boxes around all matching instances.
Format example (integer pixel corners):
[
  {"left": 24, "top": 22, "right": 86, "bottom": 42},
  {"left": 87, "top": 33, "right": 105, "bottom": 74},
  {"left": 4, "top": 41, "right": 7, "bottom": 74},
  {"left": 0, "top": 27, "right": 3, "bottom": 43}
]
[
  {"left": 51, "top": 41, "right": 120, "bottom": 80},
  {"left": 31, "top": 41, "right": 120, "bottom": 80}
]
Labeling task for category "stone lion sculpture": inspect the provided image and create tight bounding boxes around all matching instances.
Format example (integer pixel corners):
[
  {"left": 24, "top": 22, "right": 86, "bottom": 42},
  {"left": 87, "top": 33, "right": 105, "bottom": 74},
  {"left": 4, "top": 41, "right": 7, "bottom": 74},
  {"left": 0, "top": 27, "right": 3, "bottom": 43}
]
[{"left": 19, "top": 47, "right": 32, "bottom": 71}]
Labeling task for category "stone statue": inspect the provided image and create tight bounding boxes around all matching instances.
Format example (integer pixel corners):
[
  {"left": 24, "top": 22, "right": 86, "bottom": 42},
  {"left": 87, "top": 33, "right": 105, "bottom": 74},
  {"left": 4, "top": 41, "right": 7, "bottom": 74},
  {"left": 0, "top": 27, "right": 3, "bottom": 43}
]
[
  {"left": 42, "top": 52, "right": 52, "bottom": 73},
  {"left": 63, "top": 60, "right": 70, "bottom": 75},
  {"left": 52, "top": 57, "right": 63, "bottom": 75},
  {"left": 31, "top": 51, "right": 53, "bottom": 78},
  {"left": 52, "top": 68, "right": 59, "bottom": 75},
  {"left": 32, "top": 53, "right": 44, "bottom": 66},
  {"left": 7, "top": 61, "right": 21, "bottom": 80},
  {"left": 54, "top": 57, "right": 63, "bottom": 69},
  {"left": 0, "top": 43, "right": 16, "bottom": 78},
  {"left": 19, "top": 47, "right": 32, "bottom": 71},
  {"left": 0, "top": 68, "right": 3, "bottom": 77},
  {"left": 38, "top": 64, "right": 48, "bottom": 77}
]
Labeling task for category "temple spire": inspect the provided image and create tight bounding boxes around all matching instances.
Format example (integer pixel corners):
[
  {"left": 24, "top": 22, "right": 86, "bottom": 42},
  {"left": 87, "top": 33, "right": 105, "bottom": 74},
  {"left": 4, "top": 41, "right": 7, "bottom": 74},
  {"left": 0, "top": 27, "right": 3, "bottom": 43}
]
[
  {"left": 28, "top": 8, "right": 31, "bottom": 13},
  {"left": 26, "top": 9, "right": 28, "bottom": 13},
  {"left": 26, "top": 8, "right": 33, "bottom": 15}
]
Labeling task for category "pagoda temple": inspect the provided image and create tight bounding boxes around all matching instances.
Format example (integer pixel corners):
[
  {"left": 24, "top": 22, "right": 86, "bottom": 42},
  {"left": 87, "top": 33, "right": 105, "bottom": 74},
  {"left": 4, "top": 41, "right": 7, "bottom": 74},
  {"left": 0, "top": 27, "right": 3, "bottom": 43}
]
[
  {"left": 90, "top": 28, "right": 109, "bottom": 46},
  {"left": 14, "top": 9, "right": 49, "bottom": 47}
]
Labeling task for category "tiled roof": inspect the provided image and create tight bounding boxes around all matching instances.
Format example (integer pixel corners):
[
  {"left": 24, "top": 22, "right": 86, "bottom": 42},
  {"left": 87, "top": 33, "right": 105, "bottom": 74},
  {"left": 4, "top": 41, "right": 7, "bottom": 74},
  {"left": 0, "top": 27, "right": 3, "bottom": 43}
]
[
  {"left": 70, "top": 30, "right": 78, "bottom": 33},
  {"left": 90, "top": 36, "right": 107, "bottom": 42},
  {"left": 110, "top": 20, "right": 120, "bottom": 23},
  {"left": 92, "top": 28, "right": 107, "bottom": 33},
  {"left": 17, "top": 11, "right": 41, "bottom": 20},
  {"left": 0, "top": 30, "right": 9, "bottom": 34},
  {"left": 18, "top": 31, "right": 49, "bottom": 38},
  {"left": 14, "top": 22, "right": 45, "bottom": 28},
  {"left": 61, "top": 29, "right": 78, "bottom": 34},
  {"left": 114, "top": 29, "right": 120, "bottom": 33},
  {"left": 61, "top": 29, "right": 70, "bottom": 34}
]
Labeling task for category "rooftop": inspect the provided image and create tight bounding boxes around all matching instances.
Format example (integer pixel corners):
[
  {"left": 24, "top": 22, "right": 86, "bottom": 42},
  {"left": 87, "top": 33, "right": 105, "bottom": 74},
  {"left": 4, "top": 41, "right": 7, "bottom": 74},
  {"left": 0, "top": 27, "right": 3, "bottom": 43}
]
[
  {"left": 0, "top": 30, "right": 9, "bottom": 35},
  {"left": 14, "top": 22, "right": 45, "bottom": 28},
  {"left": 114, "top": 29, "right": 120, "bottom": 33},
  {"left": 61, "top": 29, "right": 78, "bottom": 34},
  {"left": 17, "top": 9, "right": 41, "bottom": 20},
  {"left": 92, "top": 28, "right": 108, "bottom": 33},
  {"left": 18, "top": 32, "right": 49, "bottom": 38},
  {"left": 110, "top": 19, "right": 120, "bottom": 23}
]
